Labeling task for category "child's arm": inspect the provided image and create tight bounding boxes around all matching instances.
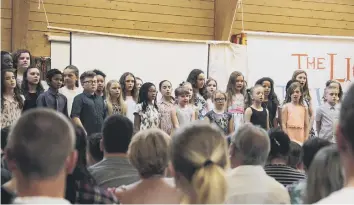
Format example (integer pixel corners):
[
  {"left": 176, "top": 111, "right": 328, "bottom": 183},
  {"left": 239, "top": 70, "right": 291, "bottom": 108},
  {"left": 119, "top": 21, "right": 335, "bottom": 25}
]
[
  {"left": 36, "top": 93, "right": 46, "bottom": 107},
  {"left": 171, "top": 108, "right": 180, "bottom": 129},
  {"left": 71, "top": 96, "right": 86, "bottom": 135},
  {"left": 244, "top": 107, "right": 252, "bottom": 123},
  {"left": 281, "top": 105, "right": 288, "bottom": 133},
  {"left": 308, "top": 100, "right": 315, "bottom": 130},
  {"left": 266, "top": 109, "right": 270, "bottom": 131},
  {"left": 63, "top": 98, "right": 69, "bottom": 117},
  {"left": 315, "top": 107, "right": 322, "bottom": 136},
  {"left": 192, "top": 109, "right": 197, "bottom": 121},
  {"left": 276, "top": 106, "right": 282, "bottom": 127},
  {"left": 304, "top": 107, "right": 310, "bottom": 140},
  {"left": 228, "top": 115, "right": 235, "bottom": 135}
]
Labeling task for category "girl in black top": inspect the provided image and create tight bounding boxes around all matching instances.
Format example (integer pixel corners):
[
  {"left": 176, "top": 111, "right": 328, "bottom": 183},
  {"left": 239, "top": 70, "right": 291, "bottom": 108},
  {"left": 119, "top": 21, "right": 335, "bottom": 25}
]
[
  {"left": 255, "top": 77, "right": 279, "bottom": 128},
  {"left": 244, "top": 85, "right": 269, "bottom": 130},
  {"left": 21, "top": 67, "right": 44, "bottom": 112}
]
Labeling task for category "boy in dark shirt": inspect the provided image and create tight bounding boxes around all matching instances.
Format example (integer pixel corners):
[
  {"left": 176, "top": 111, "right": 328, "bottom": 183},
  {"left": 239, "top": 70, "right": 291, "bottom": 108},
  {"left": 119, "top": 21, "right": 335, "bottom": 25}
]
[
  {"left": 37, "top": 69, "right": 68, "bottom": 117},
  {"left": 71, "top": 71, "right": 107, "bottom": 135}
]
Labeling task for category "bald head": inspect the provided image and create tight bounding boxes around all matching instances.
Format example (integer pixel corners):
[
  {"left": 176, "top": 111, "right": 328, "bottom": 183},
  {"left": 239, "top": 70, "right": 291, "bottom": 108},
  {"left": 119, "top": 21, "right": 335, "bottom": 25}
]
[
  {"left": 230, "top": 123, "right": 270, "bottom": 166},
  {"left": 6, "top": 108, "right": 76, "bottom": 180}
]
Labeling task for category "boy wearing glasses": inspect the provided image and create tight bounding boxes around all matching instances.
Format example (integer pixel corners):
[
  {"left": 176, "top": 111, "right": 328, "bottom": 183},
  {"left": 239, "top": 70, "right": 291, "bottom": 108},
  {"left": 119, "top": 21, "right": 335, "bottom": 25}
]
[{"left": 71, "top": 71, "right": 107, "bottom": 135}]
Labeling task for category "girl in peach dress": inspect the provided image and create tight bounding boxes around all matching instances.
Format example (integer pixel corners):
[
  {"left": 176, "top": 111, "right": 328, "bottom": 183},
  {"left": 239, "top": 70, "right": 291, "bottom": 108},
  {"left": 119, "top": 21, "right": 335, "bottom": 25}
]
[{"left": 281, "top": 82, "right": 309, "bottom": 144}]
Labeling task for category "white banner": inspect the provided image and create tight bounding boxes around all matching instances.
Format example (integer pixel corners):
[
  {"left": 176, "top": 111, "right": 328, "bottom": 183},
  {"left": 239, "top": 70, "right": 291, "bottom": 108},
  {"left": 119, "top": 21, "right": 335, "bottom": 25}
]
[
  {"left": 208, "top": 43, "right": 248, "bottom": 92},
  {"left": 246, "top": 32, "right": 354, "bottom": 107}
]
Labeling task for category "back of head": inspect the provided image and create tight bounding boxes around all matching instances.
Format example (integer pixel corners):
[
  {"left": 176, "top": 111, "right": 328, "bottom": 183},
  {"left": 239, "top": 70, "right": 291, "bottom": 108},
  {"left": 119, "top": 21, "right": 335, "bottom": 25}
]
[
  {"left": 305, "top": 145, "right": 344, "bottom": 204},
  {"left": 302, "top": 138, "right": 332, "bottom": 170},
  {"left": 128, "top": 128, "right": 171, "bottom": 178},
  {"left": 87, "top": 133, "right": 103, "bottom": 162},
  {"left": 338, "top": 83, "right": 354, "bottom": 154},
  {"left": 102, "top": 114, "right": 133, "bottom": 153},
  {"left": 268, "top": 128, "right": 291, "bottom": 160},
  {"left": 230, "top": 123, "right": 270, "bottom": 166},
  {"left": 171, "top": 121, "right": 229, "bottom": 204},
  {"left": 288, "top": 141, "right": 302, "bottom": 169},
  {"left": 6, "top": 109, "right": 75, "bottom": 180}
]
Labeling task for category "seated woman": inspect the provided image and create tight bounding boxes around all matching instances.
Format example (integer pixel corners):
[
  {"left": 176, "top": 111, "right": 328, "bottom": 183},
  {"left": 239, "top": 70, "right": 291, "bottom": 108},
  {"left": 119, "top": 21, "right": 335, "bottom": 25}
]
[{"left": 113, "top": 128, "right": 181, "bottom": 204}]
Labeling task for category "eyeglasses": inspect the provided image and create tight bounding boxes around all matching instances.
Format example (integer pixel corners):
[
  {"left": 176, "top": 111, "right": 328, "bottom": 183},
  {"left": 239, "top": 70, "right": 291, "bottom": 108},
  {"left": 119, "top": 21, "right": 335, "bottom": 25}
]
[
  {"left": 84, "top": 80, "right": 97, "bottom": 84},
  {"left": 215, "top": 98, "right": 225, "bottom": 102}
]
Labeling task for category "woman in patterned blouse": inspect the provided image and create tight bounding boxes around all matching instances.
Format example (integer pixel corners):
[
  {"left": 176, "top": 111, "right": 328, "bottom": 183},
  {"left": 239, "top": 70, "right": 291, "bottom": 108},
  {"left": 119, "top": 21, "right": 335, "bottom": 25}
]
[
  {"left": 1, "top": 69, "right": 24, "bottom": 128},
  {"left": 105, "top": 80, "right": 127, "bottom": 116}
]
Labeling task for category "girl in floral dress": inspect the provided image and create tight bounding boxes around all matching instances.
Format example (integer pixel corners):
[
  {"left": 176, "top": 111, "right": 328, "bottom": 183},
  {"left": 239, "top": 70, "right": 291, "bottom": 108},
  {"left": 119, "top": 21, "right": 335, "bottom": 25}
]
[
  {"left": 1, "top": 69, "right": 24, "bottom": 128},
  {"left": 158, "top": 80, "right": 174, "bottom": 135},
  {"left": 186, "top": 69, "right": 208, "bottom": 120},
  {"left": 134, "top": 82, "right": 160, "bottom": 132},
  {"left": 225, "top": 71, "right": 247, "bottom": 133},
  {"left": 105, "top": 80, "right": 127, "bottom": 116}
]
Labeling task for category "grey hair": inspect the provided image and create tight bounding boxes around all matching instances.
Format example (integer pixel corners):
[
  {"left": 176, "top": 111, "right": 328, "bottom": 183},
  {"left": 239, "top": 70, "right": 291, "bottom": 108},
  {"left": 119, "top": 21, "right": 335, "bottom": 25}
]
[
  {"left": 6, "top": 108, "right": 76, "bottom": 180},
  {"left": 304, "top": 145, "right": 344, "bottom": 204},
  {"left": 230, "top": 123, "right": 270, "bottom": 166}
]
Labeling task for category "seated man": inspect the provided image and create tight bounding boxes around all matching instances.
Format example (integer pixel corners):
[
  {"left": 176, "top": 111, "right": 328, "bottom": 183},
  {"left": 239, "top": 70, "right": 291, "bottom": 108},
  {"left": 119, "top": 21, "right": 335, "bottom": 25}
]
[{"left": 226, "top": 123, "right": 290, "bottom": 204}]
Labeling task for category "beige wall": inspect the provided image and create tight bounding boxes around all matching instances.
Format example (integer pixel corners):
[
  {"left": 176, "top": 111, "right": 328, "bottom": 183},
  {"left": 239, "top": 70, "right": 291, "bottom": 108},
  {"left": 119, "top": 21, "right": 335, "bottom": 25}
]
[
  {"left": 2, "top": 0, "right": 354, "bottom": 57},
  {"left": 1, "top": 0, "right": 214, "bottom": 56},
  {"left": 232, "top": 0, "right": 354, "bottom": 36}
]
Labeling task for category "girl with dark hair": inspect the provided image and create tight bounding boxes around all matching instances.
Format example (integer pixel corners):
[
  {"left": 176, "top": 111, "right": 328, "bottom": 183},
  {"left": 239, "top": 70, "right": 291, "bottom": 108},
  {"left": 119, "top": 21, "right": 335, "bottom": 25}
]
[
  {"left": 1, "top": 69, "right": 24, "bottom": 128},
  {"left": 12, "top": 49, "right": 32, "bottom": 84},
  {"left": 134, "top": 82, "right": 159, "bottom": 132},
  {"left": 264, "top": 128, "right": 305, "bottom": 187},
  {"left": 119, "top": 72, "right": 138, "bottom": 122},
  {"left": 186, "top": 69, "right": 207, "bottom": 120},
  {"left": 21, "top": 67, "right": 44, "bottom": 112},
  {"left": 158, "top": 80, "right": 174, "bottom": 135},
  {"left": 1, "top": 51, "right": 13, "bottom": 70},
  {"left": 291, "top": 70, "right": 315, "bottom": 139},
  {"left": 60, "top": 65, "right": 83, "bottom": 115},
  {"left": 281, "top": 82, "right": 309, "bottom": 144},
  {"left": 255, "top": 77, "right": 279, "bottom": 128}
]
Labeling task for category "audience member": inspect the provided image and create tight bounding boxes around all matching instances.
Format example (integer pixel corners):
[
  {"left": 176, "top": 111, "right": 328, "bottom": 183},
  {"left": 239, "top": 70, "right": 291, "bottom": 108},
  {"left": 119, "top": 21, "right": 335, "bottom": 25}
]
[
  {"left": 316, "top": 83, "right": 354, "bottom": 203},
  {"left": 65, "top": 125, "right": 118, "bottom": 204},
  {"left": 4, "top": 109, "right": 77, "bottom": 204},
  {"left": 227, "top": 123, "right": 290, "bottom": 204},
  {"left": 264, "top": 128, "right": 305, "bottom": 186},
  {"left": 287, "top": 138, "right": 332, "bottom": 204},
  {"left": 304, "top": 145, "right": 343, "bottom": 203},
  {"left": 288, "top": 141, "right": 303, "bottom": 170},
  {"left": 88, "top": 114, "right": 139, "bottom": 188},
  {"left": 86, "top": 133, "right": 104, "bottom": 166},
  {"left": 114, "top": 128, "right": 181, "bottom": 204},
  {"left": 170, "top": 122, "right": 229, "bottom": 204}
]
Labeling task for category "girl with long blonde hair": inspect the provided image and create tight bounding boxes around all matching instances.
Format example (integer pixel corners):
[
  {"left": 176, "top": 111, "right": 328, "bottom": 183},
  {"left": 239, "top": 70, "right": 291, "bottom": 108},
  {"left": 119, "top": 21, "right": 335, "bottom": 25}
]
[{"left": 105, "top": 80, "right": 127, "bottom": 116}]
